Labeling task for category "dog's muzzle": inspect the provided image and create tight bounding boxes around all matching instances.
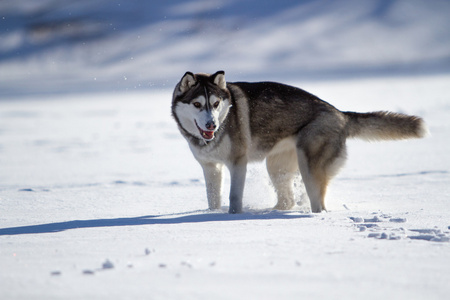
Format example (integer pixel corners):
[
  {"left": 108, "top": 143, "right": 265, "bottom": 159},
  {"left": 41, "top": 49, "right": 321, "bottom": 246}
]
[{"left": 195, "top": 120, "right": 215, "bottom": 140}]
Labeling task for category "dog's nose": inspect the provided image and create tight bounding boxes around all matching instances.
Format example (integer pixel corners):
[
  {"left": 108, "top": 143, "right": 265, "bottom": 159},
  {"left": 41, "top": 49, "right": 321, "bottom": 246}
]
[{"left": 205, "top": 121, "right": 216, "bottom": 130}]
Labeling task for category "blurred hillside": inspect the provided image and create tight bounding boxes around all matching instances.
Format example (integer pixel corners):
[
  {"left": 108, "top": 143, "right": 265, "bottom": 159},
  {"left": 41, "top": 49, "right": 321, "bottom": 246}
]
[{"left": 1, "top": 0, "right": 449, "bottom": 97}]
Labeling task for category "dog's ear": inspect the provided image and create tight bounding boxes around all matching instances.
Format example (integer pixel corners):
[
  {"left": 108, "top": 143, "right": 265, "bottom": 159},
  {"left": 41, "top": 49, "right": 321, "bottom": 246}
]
[
  {"left": 212, "top": 71, "right": 226, "bottom": 89},
  {"left": 179, "top": 72, "right": 197, "bottom": 94}
]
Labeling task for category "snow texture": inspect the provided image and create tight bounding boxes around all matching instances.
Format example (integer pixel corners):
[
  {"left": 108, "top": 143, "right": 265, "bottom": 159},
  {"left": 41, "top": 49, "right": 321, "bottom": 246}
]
[
  {"left": 1, "top": 76, "right": 450, "bottom": 300},
  {"left": 1, "top": 0, "right": 450, "bottom": 96},
  {"left": 1, "top": 1, "right": 450, "bottom": 299}
]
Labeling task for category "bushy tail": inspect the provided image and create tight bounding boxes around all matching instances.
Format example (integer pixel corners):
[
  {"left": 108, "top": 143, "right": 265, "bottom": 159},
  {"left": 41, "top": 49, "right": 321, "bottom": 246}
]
[{"left": 345, "top": 111, "right": 428, "bottom": 141}]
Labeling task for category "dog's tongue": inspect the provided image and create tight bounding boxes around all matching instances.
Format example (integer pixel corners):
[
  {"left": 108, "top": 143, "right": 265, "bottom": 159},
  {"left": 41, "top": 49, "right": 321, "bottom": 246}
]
[{"left": 201, "top": 130, "right": 214, "bottom": 140}]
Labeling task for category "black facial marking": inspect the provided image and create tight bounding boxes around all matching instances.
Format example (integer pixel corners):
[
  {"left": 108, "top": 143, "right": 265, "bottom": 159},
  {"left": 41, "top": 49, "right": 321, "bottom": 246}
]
[{"left": 204, "top": 86, "right": 211, "bottom": 111}]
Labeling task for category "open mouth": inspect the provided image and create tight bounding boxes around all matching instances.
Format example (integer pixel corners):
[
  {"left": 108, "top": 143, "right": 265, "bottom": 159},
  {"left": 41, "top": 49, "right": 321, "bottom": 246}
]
[{"left": 195, "top": 120, "right": 215, "bottom": 140}]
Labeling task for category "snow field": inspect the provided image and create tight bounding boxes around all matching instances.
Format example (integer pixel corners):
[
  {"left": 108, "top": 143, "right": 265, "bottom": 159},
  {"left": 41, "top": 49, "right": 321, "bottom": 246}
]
[
  {"left": 1, "top": 0, "right": 450, "bottom": 96},
  {"left": 0, "top": 75, "right": 449, "bottom": 299}
]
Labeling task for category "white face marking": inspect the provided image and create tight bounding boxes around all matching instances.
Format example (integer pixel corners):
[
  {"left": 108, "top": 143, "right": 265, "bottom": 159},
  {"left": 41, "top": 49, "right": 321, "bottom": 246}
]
[{"left": 174, "top": 94, "right": 231, "bottom": 141}]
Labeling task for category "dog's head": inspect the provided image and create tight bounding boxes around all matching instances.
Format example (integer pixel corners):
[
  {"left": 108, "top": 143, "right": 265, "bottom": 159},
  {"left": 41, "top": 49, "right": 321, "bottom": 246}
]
[{"left": 172, "top": 71, "right": 231, "bottom": 142}]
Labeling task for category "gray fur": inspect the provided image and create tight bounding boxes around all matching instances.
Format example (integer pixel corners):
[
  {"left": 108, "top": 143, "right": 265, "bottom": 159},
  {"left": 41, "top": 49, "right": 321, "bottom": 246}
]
[{"left": 172, "top": 71, "right": 427, "bottom": 213}]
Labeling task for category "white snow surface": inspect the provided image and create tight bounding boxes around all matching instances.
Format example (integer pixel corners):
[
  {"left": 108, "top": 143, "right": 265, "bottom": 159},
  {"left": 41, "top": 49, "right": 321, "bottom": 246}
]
[
  {"left": 1, "top": 0, "right": 450, "bottom": 96},
  {"left": 1, "top": 75, "right": 450, "bottom": 299}
]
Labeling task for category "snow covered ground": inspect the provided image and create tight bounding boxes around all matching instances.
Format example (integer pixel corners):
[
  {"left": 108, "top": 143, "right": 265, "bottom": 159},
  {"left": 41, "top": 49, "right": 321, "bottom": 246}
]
[
  {"left": 1, "top": 0, "right": 450, "bottom": 96},
  {"left": 1, "top": 0, "right": 450, "bottom": 299},
  {"left": 1, "top": 75, "right": 449, "bottom": 299}
]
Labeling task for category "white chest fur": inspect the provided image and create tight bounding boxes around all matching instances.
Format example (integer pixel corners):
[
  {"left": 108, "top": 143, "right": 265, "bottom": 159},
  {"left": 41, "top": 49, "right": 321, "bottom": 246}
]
[{"left": 189, "top": 135, "right": 233, "bottom": 165}]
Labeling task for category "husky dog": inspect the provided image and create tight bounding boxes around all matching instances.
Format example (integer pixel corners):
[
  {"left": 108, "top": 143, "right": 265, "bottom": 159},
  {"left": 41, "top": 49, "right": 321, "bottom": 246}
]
[{"left": 171, "top": 71, "right": 427, "bottom": 213}]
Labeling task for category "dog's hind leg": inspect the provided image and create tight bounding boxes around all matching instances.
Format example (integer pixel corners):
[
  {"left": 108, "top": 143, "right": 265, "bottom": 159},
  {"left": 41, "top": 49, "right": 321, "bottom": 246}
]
[
  {"left": 201, "top": 163, "right": 224, "bottom": 210},
  {"left": 296, "top": 150, "right": 328, "bottom": 212},
  {"left": 296, "top": 135, "right": 347, "bottom": 213},
  {"left": 266, "top": 148, "right": 298, "bottom": 210}
]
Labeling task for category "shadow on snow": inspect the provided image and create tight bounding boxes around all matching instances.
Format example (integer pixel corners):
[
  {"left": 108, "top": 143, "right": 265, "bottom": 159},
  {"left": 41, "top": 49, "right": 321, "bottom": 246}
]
[{"left": 0, "top": 210, "right": 313, "bottom": 236}]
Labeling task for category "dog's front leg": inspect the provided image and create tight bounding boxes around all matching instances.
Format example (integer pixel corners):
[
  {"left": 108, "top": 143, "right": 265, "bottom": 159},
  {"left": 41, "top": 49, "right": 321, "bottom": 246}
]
[
  {"left": 201, "top": 163, "right": 223, "bottom": 210},
  {"left": 228, "top": 158, "right": 247, "bottom": 214}
]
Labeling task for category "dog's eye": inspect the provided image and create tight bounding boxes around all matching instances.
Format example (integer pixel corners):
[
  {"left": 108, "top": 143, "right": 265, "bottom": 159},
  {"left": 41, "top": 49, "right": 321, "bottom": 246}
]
[
  {"left": 213, "top": 101, "right": 220, "bottom": 108},
  {"left": 193, "top": 102, "right": 201, "bottom": 108}
]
